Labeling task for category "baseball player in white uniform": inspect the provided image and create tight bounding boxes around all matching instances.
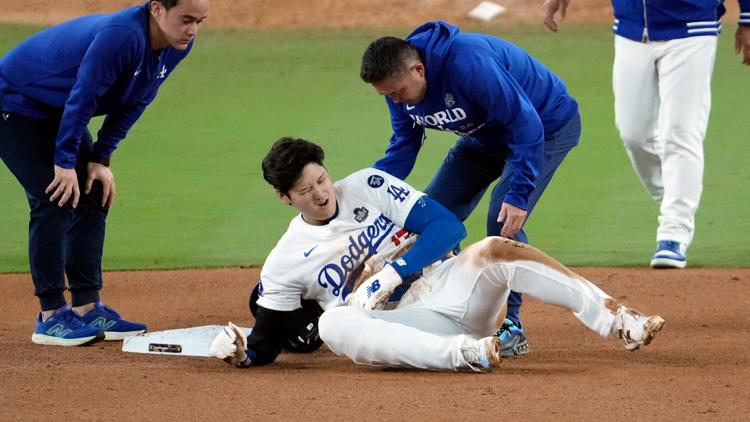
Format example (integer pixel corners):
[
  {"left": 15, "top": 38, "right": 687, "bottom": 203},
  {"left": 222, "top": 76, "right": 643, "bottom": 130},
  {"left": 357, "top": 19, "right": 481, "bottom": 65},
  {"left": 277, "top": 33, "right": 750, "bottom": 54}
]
[
  {"left": 543, "top": 0, "right": 750, "bottom": 268},
  {"left": 209, "top": 138, "right": 665, "bottom": 371}
]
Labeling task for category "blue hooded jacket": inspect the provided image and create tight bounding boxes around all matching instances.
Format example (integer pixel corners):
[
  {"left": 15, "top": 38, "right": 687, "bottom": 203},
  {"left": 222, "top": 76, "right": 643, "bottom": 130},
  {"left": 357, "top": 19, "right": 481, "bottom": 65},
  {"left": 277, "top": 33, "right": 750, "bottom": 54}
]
[
  {"left": 0, "top": 2, "right": 193, "bottom": 168},
  {"left": 612, "top": 0, "right": 750, "bottom": 41},
  {"left": 374, "top": 21, "right": 578, "bottom": 211}
]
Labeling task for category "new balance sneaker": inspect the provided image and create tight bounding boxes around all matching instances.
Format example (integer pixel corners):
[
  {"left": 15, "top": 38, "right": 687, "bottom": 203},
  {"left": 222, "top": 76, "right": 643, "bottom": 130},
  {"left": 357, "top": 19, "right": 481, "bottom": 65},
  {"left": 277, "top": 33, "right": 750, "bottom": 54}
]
[
  {"left": 79, "top": 302, "right": 147, "bottom": 340},
  {"left": 650, "top": 240, "right": 687, "bottom": 269},
  {"left": 459, "top": 335, "right": 502, "bottom": 372},
  {"left": 496, "top": 318, "right": 531, "bottom": 357},
  {"left": 31, "top": 306, "right": 104, "bottom": 347},
  {"left": 612, "top": 306, "right": 665, "bottom": 351}
]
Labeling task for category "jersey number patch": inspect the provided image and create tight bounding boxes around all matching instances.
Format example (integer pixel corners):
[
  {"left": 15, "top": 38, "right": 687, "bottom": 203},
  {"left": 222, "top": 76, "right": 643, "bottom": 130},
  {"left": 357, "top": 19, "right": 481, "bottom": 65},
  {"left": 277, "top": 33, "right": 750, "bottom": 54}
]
[{"left": 387, "top": 185, "right": 410, "bottom": 202}]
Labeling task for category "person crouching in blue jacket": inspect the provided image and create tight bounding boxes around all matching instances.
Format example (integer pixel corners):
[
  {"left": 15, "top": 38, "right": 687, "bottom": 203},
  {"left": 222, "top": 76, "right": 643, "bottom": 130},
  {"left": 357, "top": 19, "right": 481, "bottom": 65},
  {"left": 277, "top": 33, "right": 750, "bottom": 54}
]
[
  {"left": 360, "top": 21, "right": 582, "bottom": 358},
  {"left": 0, "top": 0, "right": 209, "bottom": 346}
]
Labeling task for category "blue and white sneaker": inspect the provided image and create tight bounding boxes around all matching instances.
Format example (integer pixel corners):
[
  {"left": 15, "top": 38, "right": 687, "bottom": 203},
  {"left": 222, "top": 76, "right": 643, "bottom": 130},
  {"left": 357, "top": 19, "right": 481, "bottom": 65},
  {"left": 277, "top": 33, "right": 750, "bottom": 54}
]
[
  {"left": 496, "top": 318, "right": 531, "bottom": 357},
  {"left": 31, "top": 306, "right": 104, "bottom": 347},
  {"left": 80, "top": 302, "right": 147, "bottom": 340},
  {"left": 650, "top": 240, "right": 687, "bottom": 269}
]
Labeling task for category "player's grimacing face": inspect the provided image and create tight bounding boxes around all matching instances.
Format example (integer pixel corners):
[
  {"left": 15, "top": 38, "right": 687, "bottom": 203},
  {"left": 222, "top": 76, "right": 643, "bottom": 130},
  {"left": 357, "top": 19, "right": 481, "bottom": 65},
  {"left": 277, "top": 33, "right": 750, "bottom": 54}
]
[
  {"left": 371, "top": 62, "right": 427, "bottom": 105},
  {"left": 282, "top": 163, "right": 337, "bottom": 226}
]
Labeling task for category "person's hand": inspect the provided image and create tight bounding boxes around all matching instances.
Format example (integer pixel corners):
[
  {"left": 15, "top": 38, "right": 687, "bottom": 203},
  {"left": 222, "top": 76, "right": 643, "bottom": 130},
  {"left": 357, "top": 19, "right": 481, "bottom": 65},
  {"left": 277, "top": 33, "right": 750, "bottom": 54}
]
[
  {"left": 497, "top": 202, "right": 528, "bottom": 238},
  {"left": 86, "top": 162, "right": 116, "bottom": 207},
  {"left": 735, "top": 26, "right": 750, "bottom": 65},
  {"left": 347, "top": 264, "right": 402, "bottom": 310},
  {"left": 209, "top": 322, "right": 251, "bottom": 367},
  {"left": 543, "top": 0, "right": 570, "bottom": 32},
  {"left": 46, "top": 165, "right": 80, "bottom": 208}
]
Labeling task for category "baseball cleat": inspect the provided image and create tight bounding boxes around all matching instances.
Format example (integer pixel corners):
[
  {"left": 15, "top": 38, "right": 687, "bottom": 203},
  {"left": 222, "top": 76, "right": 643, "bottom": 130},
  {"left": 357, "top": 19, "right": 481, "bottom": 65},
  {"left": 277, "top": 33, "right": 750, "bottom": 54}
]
[
  {"left": 459, "top": 335, "right": 502, "bottom": 372},
  {"left": 79, "top": 302, "right": 147, "bottom": 340},
  {"left": 650, "top": 240, "right": 687, "bottom": 269},
  {"left": 613, "top": 306, "right": 665, "bottom": 351},
  {"left": 496, "top": 318, "right": 531, "bottom": 357},
  {"left": 31, "top": 306, "right": 104, "bottom": 347}
]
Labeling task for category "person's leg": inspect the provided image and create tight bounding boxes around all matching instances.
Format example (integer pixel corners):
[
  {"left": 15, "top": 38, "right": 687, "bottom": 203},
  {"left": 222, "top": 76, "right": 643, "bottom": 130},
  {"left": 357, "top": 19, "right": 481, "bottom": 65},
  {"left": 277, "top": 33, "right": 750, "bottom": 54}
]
[
  {"left": 63, "top": 132, "right": 147, "bottom": 339},
  {"left": 65, "top": 131, "right": 105, "bottom": 309},
  {"left": 424, "top": 137, "right": 505, "bottom": 223},
  {"left": 653, "top": 36, "right": 716, "bottom": 250},
  {"left": 488, "top": 111, "right": 582, "bottom": 326},
  {"left": 613, "top": 35, "right": 663, "bottom": 202},
  {"left": 0, "top": 112, "right": 71, "bottom": 312},
  {"left": 455, "top": 237, "right": 664, "bottom": 350},
  {"left": 1, "top": 112, "right": 103, "bottom": 346},
  {"left": 319, "top": 306, "right": 476, "bottom": 371}
]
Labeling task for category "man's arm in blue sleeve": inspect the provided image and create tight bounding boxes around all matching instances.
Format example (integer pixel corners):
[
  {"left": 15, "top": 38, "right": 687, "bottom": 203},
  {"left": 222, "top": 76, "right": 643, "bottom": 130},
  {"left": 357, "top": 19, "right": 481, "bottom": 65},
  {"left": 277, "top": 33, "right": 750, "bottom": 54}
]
[
  {"left": 54, "top": 27, "right": 140, "bottom": 168},
  {"left": 389, "top": 195, "right": 466, "bottom": 279},
  {"left": 373, "top": 99, "right": 426, "bottom": 180},
  {"left": 92, "top": 92, "right": 154, "bottom": 160},
  {"left": 464, "top": 58, "right": 544, "bottom": 211}
]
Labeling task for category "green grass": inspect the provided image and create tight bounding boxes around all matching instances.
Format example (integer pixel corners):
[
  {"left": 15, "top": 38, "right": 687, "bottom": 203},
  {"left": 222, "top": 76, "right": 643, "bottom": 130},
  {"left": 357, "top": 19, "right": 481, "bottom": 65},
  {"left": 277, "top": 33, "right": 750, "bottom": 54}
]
[{"left": 1, "top": 23, "right": 748, "bottom": 271}]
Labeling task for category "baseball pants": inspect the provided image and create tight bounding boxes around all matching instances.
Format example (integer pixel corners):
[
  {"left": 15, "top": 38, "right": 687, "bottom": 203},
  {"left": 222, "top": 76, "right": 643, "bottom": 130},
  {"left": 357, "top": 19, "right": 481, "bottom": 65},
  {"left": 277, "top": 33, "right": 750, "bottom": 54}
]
[
  {"left": 0, "top": 110, "right": 107, "bottom": 310},
  {"left": 614, "top": 35, "right": 717, "bottom": 245},
  {"left": 319, "top": 236, "right": 616, "bottom": 371}
]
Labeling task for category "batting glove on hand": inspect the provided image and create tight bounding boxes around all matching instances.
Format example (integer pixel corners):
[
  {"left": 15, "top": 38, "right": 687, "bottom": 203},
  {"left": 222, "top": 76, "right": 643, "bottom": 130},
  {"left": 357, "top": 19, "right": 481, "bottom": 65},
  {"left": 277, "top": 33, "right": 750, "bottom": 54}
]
[
  {"left": 347, "top": 263, "right": 402, "bottom": 310},
  {"left": 209, "top": 322, "right": 252, "bottom": 367}
]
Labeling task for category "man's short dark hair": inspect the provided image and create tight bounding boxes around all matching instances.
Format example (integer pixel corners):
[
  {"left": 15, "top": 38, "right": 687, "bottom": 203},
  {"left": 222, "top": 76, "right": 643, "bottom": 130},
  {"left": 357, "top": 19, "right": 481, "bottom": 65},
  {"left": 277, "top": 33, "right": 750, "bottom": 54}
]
[
  {"left": 360, "top": 36, "right": 421, "bottom": 83},
  {"left": 262, "top": 137, "right": 325, "bottom": 195},
  {"left": 154, "top": 0, "right": 179, "bottom": 10}
]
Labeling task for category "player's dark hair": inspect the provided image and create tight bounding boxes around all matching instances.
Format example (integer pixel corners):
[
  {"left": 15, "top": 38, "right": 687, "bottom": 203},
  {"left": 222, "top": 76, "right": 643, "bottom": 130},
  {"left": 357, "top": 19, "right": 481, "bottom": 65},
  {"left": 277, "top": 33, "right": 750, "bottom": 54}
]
[
  {"left": 153, "top": 0, "right": 179, "bottom": 10},
  {"left": 360, "top": 36, "right": 422, "bottom": 83},
  {"left": 262, "top": 137, "right": 325, "bottom": 195}
]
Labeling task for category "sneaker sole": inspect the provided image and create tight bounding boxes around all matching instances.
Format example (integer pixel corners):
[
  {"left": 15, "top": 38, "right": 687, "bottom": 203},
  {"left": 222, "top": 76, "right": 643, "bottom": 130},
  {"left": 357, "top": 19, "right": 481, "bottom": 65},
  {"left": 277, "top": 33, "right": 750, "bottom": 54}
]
[
  {"left": 650, "top": 257, "right": 686, "bottom": 269},
  {"left": 501, "top": 339, "right": 531, "bottom": 358},
  {"left": 486, "top": 337, "right": 503, "bottom": 370},
  {"left": 103, "top": 329, "right": 147, "bottom": 341},
  {"left": 31, "top": 332, "right": 105, "bottom": 347}
]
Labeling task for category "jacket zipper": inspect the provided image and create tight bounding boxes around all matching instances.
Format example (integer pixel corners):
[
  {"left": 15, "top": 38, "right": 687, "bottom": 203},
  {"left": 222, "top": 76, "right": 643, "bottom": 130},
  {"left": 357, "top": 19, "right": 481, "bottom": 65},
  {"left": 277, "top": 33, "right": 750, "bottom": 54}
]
[{"left": 642, "top": 0, "right": 650, "bottom": 41}]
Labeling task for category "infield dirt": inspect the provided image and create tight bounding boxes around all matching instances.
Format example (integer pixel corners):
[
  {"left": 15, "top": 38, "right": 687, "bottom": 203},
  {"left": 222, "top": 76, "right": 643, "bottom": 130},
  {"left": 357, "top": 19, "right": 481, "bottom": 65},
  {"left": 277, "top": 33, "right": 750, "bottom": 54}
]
[{"left": 2, "top": 267, "right": 749, "bottom": 420}]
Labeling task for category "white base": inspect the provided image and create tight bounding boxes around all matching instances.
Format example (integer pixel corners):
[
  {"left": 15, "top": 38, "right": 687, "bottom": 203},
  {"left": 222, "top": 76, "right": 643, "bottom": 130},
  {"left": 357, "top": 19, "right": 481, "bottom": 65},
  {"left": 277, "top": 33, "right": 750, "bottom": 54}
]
[
  {"left": 467, "top": 1, "right": 506, "bottom": 22},
  {"left": 121, "top": 325, "right": 253, "bottom": 357}
]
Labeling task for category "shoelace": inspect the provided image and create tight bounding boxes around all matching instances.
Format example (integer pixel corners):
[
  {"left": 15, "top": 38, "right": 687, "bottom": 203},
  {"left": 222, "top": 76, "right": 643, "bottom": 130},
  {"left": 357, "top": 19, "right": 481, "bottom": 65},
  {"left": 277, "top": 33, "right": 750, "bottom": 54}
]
[
  {"left": 95, "top": 305, "right": 121, "bottom": 320},
  {"left": 58, "top": 310, "right": 86, "bottom": 328}
]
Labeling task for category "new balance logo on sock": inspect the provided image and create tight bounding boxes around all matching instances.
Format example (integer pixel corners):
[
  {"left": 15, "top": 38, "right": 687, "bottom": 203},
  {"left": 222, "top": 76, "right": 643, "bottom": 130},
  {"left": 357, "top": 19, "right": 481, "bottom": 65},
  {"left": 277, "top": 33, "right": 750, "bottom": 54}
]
[
  {"left": 46, "top": 323, "right": 73, "bottom": 337},
  {"left": 2, "top": 113, "right": 9, "bottom": 121},
  {"left": 87, "top": 316, "right": 117, "bottom": 331}
]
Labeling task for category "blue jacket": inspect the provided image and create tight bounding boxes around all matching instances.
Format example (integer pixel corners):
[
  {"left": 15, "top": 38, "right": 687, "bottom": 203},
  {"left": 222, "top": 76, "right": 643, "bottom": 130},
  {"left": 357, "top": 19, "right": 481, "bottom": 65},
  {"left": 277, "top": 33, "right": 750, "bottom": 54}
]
[
  {"left": 374, "top": 21, "right": 578, "bottom": 211},
  {"left": 0, "top": 2, "right": 192, "bottom": 168},
  {"left": 612, "top": 0, "right": 750, "bottom": 41}
]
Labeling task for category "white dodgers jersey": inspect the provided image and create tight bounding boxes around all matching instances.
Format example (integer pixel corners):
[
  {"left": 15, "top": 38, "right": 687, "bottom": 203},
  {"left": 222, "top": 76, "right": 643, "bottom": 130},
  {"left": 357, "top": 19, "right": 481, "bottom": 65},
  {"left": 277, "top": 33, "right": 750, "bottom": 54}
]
[{"left": 256, "top": 168, "right": 423, "bottom": 312}]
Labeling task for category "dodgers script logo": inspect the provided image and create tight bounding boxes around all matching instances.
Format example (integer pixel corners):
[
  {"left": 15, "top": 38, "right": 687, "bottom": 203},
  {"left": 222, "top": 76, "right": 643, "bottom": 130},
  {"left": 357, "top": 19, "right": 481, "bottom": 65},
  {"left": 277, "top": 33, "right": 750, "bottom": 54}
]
[{"left": 316, "top": 214, "right": 395, "bottom": 300}]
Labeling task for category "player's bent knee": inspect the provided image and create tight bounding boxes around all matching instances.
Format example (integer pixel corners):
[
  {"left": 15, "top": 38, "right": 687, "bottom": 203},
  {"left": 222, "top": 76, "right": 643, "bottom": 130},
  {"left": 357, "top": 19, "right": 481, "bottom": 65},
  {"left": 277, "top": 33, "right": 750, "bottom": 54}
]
[{"left": 473, "top": 236, "right": 530, "bottom": 262}]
